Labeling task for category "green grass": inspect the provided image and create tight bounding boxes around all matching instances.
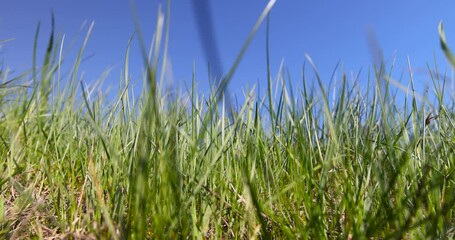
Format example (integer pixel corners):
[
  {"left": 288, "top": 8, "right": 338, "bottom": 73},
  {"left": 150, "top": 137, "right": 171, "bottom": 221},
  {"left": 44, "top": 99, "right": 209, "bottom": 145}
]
[{"left": 1, "top": 4, "right": 455, "bottom": 239}]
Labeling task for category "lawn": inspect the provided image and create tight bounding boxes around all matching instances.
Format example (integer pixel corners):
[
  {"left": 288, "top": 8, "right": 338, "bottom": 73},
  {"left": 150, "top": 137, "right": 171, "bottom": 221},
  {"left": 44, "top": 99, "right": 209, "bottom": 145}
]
[{"left": 1, "top": 3, "right": 455, "bottom": 239}]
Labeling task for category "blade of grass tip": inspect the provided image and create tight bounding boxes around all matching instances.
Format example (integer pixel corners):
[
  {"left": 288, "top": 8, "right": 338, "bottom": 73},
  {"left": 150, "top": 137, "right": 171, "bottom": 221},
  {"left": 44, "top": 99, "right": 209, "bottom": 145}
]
[
  {"left": 149, "top": 5, "right": 164, "bottom": 94},
  {"left": 382, "top": 75, "right": 426, "bottom": 103},
  {"left": 0, "top": 72, "right": 31, "bottom": 89},
  {"left": 193, "top": 1, "right": 275, "bottom": 155},
  {"left": 17, "top": 23, "right": 41, "bottom": 128},
  {"left": 215, "top": 0, "right": 276, "bottom": 104},
  {"left": 58, "top": 23, "right": 91, "bottom": 106},
  {"left": 327, "top": 61, "right": 340, "bottom": 105},
  {"left": 131, "top": 1, "right": 163, "bottom": 99},
  {"left": 275, "top": 70, "right": 285, "bottom": 127},
  {"left": 71, "top": 22, "right": 94, "bottom": 85},
  {"left": 266, "top": 15, "right": 275, "bottom": 130},
  {"left": 409, "top": 63, "right": 420, "bottom": 139},
  {"left": 159, "top": 0, "right": 171, "bottom": 88},
  {"left": 40, "top": 11, "right": 55, "bottom": 110},
  {"left": 0, "top": 38, "right": 15, "bottom": 44},
  {"left": 301, "top": 62, "right": 311, "bottom": 108},
  {"left": 56, "top": 34, "right": 65, "bottom": 112},
  {"left": 334, "top": 72, "right": 347, "bottom": 127},
  {"left": 438, "top": 21, "right": 455, "bottom": 68},
  {"left": 106, "top": 34, "right": 134, "bottom": 126},
  {"left": 22, "top": 22, "right": 41, "bottom": 123},
  {"left": 286, "top": 68, "right": 296, "bottom": 117},
  {"left": 33, "top": 22, "right": 40, "bottom": 86}
]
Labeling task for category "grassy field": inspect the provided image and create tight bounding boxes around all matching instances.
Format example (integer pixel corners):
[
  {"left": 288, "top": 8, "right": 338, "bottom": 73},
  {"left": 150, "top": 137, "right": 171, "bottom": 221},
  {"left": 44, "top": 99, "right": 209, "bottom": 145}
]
[{"left": 2, "top": 4, "right": 455, "bottom": 239}]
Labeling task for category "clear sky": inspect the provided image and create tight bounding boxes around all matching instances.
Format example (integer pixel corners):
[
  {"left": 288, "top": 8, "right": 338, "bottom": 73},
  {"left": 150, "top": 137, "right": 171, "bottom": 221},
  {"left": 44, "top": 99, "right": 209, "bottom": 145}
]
[{"left": 1, "top": 1, "right": 455, "bottom": 102}]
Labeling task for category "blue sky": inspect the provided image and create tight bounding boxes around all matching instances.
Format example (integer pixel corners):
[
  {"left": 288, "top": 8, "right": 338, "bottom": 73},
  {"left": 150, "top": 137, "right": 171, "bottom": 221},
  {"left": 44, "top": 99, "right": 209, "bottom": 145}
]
[{"left": 1, "top": 1, "right": 455, "bottom": 102}]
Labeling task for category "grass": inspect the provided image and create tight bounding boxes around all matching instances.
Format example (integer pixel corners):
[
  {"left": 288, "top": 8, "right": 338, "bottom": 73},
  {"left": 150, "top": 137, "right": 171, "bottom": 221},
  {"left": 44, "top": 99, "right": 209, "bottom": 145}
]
[{"left": 1, "top": 3, "right": 455, "bottom": 239}]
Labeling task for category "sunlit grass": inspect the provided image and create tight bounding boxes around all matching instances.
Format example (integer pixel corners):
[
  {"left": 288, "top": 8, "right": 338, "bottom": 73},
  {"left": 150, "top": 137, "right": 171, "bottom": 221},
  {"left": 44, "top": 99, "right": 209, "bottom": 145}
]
[{"left": 1, "top": 3, "right": 455, "bottom": 239}]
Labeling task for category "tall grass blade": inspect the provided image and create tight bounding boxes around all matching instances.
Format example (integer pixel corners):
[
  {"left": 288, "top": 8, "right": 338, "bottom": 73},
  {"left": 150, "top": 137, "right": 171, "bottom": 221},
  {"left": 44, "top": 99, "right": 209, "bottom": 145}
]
[
  {"left": 439, "top": 21, "right": 455, "bottom": 68},
  {"left": 215, "top": 0, "right": 276, "bottom": 104}
]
